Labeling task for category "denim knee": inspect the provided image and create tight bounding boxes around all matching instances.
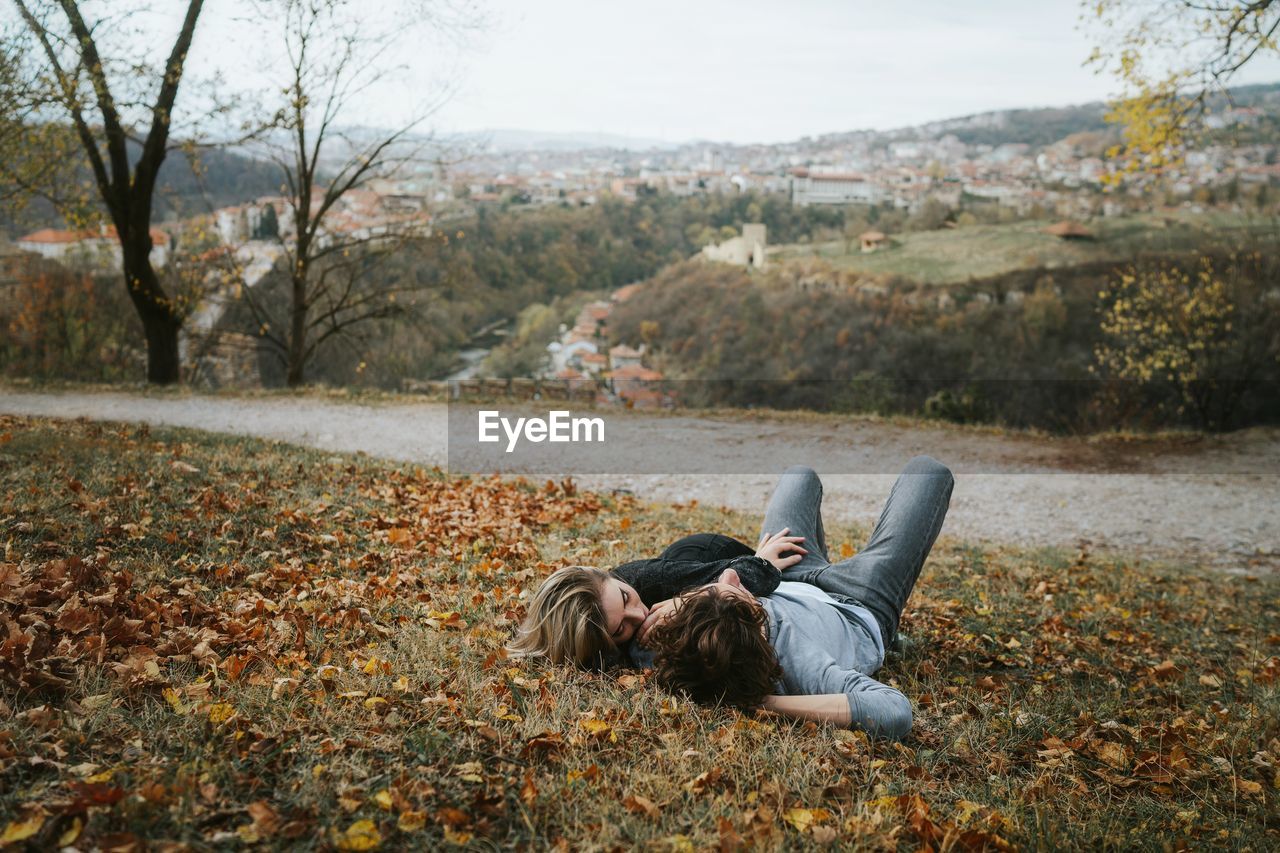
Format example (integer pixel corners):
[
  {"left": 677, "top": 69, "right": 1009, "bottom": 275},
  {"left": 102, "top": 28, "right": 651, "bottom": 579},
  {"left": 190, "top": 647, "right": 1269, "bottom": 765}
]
[
  {"left": 905, "top": 455, "right": 954, "bottom": 490},
  {"left": 783, "top": 464, "right": 820, "bottom": 483}
]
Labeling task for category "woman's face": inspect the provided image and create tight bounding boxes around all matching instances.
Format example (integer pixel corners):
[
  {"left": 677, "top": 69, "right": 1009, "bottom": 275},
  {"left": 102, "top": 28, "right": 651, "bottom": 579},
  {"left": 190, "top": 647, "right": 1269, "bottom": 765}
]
[{"left": 599, "top": 577, "right": 649, "bottom": 645}]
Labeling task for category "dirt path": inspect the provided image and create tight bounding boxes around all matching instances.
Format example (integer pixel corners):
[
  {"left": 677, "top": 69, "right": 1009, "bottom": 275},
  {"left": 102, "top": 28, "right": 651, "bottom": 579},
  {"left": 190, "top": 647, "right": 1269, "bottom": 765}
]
[{"left": 2, "top": 389, "right": 1276, "bottom": 571}]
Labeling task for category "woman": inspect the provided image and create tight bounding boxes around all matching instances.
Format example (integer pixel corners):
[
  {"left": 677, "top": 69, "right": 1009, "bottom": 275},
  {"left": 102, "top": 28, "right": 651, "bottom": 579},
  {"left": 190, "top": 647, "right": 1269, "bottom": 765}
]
[
  {"left": 642, "top": 457, "right": 954, "bottom": 739},
  {"left": 506, "top": 530, "right": 809, "bottom": 668}
]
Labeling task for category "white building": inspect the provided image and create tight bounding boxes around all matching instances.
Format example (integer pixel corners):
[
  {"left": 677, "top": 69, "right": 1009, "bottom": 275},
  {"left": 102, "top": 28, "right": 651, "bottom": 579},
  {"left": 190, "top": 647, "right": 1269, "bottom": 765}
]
[{"left": 789, "top": 169, "right": 883, "bottom": 206}]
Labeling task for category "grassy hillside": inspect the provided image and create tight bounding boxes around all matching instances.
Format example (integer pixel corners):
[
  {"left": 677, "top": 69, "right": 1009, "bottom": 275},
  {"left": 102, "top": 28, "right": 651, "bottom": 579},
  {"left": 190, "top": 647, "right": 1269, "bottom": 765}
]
[
  {"left": 772, "top": 212, "right": 1280, "bottom": 285},
  {"left": 1, "top": 416, "right": 1276, "bottom": 848}
]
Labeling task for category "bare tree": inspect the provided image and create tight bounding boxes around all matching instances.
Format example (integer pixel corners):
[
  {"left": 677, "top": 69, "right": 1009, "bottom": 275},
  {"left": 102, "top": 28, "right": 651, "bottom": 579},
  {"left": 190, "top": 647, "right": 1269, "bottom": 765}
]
[
  {"left": 236, "top": 0, "right": 481, "bottom": 387},
  {"left": 6, "top": 1, "right": 210, "bottom": 383}
]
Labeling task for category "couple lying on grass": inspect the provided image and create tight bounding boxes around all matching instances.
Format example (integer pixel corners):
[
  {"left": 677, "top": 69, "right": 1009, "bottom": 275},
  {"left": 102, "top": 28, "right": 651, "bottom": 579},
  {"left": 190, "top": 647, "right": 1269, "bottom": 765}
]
[{"left": 507, "top": 457, "right": 954, "bottom": 740}]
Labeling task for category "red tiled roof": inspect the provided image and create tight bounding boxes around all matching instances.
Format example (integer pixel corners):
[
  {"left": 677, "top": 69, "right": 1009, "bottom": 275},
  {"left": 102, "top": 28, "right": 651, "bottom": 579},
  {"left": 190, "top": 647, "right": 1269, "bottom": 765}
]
[
  {"left": 608, "top": 365, "right": 663, "bottom": 381},
  {"left": 611, "top": 282, "right": 644, "bottom": 302},
  {"left": 617, "top": 387, "right": 667, "bottom": 407},
  {"left": 19, "top": 225, "right": 170, "bottom": 246},
  {"left": 807, "top": 173, "right": 871, "bottom": 182},
  {"left": 1044, "top": 220, "right": 1093, "bottom": 238}
]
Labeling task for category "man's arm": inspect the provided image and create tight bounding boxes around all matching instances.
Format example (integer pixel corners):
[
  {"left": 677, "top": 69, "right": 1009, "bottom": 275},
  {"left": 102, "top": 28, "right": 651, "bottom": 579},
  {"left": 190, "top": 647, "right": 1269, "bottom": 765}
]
[
  {"left": 763, "top": 677, "right": 911, "bottom": 740},
  {"left": 761, "top": 694, "right": 851, "bottom": 726},
  {"left": 783, "top": 650, "right": 914, "bottom": 740}
]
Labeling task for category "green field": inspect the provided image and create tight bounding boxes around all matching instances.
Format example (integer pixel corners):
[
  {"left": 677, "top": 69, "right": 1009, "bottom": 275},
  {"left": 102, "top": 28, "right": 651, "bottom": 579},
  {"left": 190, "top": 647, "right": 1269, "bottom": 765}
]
[{"left": 772, "top": 212, "right": 1280, "bottom": 285}]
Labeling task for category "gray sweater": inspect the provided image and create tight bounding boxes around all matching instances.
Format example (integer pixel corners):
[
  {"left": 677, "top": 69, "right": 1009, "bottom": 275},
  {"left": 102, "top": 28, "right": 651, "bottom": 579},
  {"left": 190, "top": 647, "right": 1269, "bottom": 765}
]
[{"left": 760, "top": 582, "right": 912, "bottom": 740}]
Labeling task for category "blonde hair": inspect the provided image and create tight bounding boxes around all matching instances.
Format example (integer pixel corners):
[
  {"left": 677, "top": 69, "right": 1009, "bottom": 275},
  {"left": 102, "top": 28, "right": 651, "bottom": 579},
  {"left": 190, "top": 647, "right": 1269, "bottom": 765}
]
[{"left": 506, "top": 566, "right": 615, "bottom": 669}]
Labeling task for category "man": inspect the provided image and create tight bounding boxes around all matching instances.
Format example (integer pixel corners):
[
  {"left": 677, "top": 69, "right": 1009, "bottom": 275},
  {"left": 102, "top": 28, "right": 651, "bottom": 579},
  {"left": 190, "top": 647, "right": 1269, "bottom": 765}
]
[{"left": 639, "top": 457, "right": 954, "bottom": 740}]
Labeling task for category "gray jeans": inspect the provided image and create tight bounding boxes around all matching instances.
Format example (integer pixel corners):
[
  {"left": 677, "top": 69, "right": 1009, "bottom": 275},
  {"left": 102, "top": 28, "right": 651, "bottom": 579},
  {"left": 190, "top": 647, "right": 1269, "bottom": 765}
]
[{"left": 759, "top": 457, "right": 954, "bottom": 650}]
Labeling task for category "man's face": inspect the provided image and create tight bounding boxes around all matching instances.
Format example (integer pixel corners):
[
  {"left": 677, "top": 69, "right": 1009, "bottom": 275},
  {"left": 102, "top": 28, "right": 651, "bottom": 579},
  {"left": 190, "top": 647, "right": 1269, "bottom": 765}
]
[{"left": 600, "top": 577, "right": 649, "bottom": 645}]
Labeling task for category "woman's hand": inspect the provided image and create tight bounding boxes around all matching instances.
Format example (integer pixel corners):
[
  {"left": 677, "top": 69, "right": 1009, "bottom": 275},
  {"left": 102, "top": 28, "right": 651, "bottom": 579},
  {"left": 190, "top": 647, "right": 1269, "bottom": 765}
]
[
  {"left": 755, "top": 527, "right": 807, "bottom": 571},
  {"left": 635, "top": 598, "right": 681, "bottom": 647}
]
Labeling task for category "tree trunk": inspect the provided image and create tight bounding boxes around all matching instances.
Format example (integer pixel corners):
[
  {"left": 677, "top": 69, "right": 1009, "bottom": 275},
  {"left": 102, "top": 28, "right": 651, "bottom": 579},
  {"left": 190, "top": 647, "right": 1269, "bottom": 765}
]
[
  {"left": 286, "top": 271, "right": 308, "bottom": 387},
  {"left": 121, "top": 239, "right": 181, "bottom": 384},
  {"left": 143, "top": 312, "right": 182, "bottom": 384}
]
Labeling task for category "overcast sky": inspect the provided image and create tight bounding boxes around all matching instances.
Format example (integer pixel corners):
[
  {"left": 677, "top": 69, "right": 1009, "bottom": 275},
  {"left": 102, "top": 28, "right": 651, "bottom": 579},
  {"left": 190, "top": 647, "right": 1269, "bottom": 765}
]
[{"left": 193, "top": 0, "right": 1280, "bottom": 145}]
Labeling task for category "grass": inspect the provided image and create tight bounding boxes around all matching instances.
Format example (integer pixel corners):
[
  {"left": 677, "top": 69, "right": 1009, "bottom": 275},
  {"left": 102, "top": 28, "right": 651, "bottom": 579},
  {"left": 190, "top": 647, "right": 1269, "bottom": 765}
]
[
  {"left": 1, "top": 416, "right": 1277, "bottom": 850},
  {"left": 771, "top": 211, "right": 1280, "bottom": 285}
]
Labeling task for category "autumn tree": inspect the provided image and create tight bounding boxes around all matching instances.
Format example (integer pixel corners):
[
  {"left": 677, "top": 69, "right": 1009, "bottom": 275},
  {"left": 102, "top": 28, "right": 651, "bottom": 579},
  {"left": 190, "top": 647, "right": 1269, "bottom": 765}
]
[
  {"left": 3, "top": 1, "right": 216, "bottom": 383},
  {"left": 1083, "top": 0, "right": 1280, "bottom": 182},
  {"left": 236, "top": 0, "right": 480, "bottom": 387},
  {"left": 1092, "top": 255, "right": 1278, "bottom": 429}
]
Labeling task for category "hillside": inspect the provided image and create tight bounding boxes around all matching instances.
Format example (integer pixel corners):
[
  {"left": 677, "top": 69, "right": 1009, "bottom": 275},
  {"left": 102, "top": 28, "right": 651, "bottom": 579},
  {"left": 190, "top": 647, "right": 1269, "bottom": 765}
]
[
  {"left": 771, "top": 211, "right": 1280, "bottom": 285},
  {"left": 762, "top": 82, "right": 1280, "bottom": 153},
  {"left": 0, "top": 141, "right": 282, "bottom": 238}
]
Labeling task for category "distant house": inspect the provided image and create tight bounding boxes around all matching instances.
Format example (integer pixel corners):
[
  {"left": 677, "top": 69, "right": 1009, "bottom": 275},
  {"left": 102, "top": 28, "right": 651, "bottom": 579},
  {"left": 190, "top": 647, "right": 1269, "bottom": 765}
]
[
  {"left": 554, "top": 367, "right": 594, "bottom": 391},
  {"left": 859, "top": 230, "right": 889, "bottom": 253},
  {"left": 579, "top": 301, "right": 613, "bottom": 324},
  {"left": 607, "top": 364, "right": 667, "bottom": 408},
  {"left": 608, "top": 344, "right": 645, "bottom": 369},
  {"left": 701, "top": 223, "right": 767, "bottom": 269},
  {"left": 1043, "top": 220, "right": 1094, "bottom": 240},
  {"left": 611, "top": 282, "right": 644, "bottom": 302},
  {"left": 607, "top": 364, "right": 663, "bottom": 382},
  {"left": 547, "top": 339, "right": 598, "bottom": 374},
  {"left": 564, "top": 322, "right": 601, "bottom": 344},
  {"left": 577, "top": 351, "right": 608, "bottom": 375},
  {"left": 17, "top": 225, "right": 170, "bottom": 269}
]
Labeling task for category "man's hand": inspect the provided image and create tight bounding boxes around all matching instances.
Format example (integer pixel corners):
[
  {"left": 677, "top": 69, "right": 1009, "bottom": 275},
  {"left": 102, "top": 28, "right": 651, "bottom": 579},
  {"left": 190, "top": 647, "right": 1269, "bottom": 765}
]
[
  {"left": 755, "top": 527, "right": 807, "bottom": 571},
  {"left": 636, "top": 598, "right": 681, "bottom": 647}
]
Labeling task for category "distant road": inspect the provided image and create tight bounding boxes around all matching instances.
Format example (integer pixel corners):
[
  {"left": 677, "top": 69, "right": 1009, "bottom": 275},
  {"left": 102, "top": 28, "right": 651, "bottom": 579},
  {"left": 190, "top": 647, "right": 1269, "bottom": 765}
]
[{"left": 2, "top": 388, "right": 1276, "bottom": 571}]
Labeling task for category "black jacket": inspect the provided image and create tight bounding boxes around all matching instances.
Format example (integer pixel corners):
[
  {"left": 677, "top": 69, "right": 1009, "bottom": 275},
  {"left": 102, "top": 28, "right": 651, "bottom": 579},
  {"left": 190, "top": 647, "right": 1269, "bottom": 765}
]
[{"left": 611, "top": 532, "right": 780, "bottom": 606}]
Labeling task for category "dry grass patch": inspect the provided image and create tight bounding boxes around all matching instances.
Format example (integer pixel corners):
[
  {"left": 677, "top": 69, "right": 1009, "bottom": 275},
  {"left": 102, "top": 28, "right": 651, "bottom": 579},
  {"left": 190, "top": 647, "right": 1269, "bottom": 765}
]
[{"left": 1, "top": 416, "right": 1276, "bottom": 850}]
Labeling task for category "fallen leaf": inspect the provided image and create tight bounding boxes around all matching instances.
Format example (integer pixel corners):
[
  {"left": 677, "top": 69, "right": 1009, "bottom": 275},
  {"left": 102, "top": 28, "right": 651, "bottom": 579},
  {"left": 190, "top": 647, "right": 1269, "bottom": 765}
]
[
  {"left": 1093, "top": 740, "right": 1129, "bottom": 770},
  {"left": 207, "top": 703, "right": 236, "bottom": 725},
  {"left": 333, "top": 819, "right": 382, "bottom": 851},
  {"left": 782, "top": 808, "right": 831, "bottom": 833},
  {"left": 623, "top": 794, "right": 660, "bottom": 819},
  {"left": 2, "top": 814, "right": 44, "bottom": 844}
]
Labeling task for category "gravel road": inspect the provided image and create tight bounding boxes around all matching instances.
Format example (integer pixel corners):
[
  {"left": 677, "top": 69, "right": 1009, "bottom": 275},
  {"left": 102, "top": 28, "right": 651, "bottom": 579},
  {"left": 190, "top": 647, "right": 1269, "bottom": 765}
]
[{"left": 2, "top": 389, "right": 1276, "bottom": 571}]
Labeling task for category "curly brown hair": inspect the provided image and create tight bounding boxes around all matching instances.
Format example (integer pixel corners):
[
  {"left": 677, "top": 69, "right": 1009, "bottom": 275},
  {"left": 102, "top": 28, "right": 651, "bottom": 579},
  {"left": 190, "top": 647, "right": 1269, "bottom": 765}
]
[{"left": 647, "top": 587, "right": 782, "bottom": 709}]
